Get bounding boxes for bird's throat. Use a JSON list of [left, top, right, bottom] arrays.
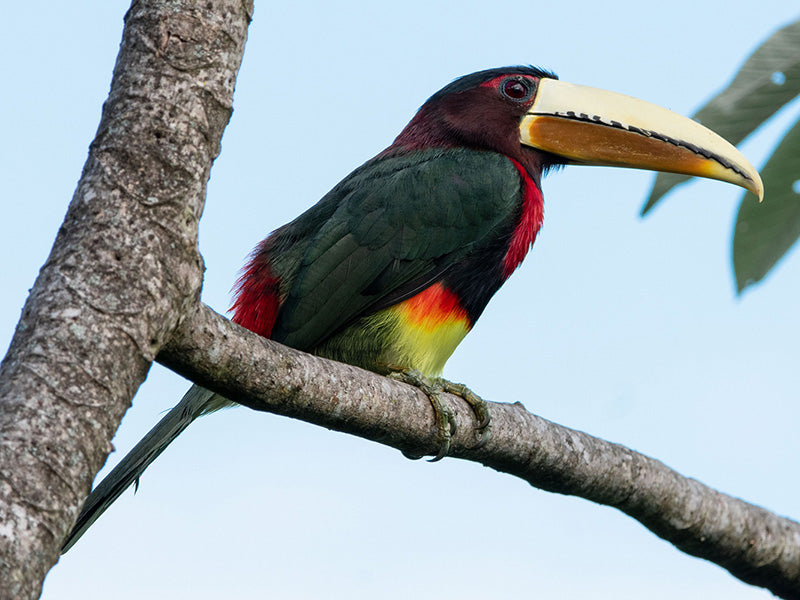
[[502, 157, 544, 279]]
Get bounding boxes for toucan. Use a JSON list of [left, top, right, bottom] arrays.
[[61, 66, 763, 552]]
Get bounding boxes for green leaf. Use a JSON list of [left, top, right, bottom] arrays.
[[642, 18, 800, 215], [734, 116, 800, 292]]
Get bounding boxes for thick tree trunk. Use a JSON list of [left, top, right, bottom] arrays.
[[0, 2, 252, 598]]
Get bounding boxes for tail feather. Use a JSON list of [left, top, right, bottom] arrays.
[[61, 385, 229, 553]]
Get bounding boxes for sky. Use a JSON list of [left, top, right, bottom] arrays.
[[2, 2, 800, 599]]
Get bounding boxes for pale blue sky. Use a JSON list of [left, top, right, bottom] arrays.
[[3, 2, 800, 599]]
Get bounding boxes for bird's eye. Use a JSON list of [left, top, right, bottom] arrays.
[[501, 78, 532, 101]]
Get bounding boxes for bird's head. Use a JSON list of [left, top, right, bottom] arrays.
[[392, 66, 763, 199]]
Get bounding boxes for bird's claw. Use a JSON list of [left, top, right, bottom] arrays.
[[438, 379, 491, 449], [388, 370, 453, 461], [388, 370, 491, 460]]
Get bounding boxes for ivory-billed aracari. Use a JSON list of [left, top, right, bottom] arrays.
[[61, 66, 763, 552]]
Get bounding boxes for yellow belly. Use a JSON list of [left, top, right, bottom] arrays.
[[312, 283, 472, 377], [379, 283, 471, 376]]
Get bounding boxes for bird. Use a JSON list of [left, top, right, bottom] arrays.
[[61, 66, 763, 553]]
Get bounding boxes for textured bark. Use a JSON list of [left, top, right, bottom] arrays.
[[0, 2, 252, 599], [160, 302, 800, 600]]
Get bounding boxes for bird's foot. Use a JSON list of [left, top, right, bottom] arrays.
[[387, 370, 491, 462], [436, 378, 491, 449], [388, 369, 455, 461]]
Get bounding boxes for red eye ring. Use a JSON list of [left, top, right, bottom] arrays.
[[501, 78, 531, 101]]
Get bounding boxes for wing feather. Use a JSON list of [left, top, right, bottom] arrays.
[[270, 148, 523, 349]]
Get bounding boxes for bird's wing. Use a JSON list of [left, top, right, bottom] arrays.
[[270, 147, 524, 350]]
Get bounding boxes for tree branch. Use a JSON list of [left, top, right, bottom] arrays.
[[159, 301, 800, 600], [0, 2, 252, 598]]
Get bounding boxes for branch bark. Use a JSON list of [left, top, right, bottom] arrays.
[[0, 2, 252, 598], [159, 301, 800, 600]]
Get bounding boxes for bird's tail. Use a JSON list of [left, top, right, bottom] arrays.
[[61, 384, 231, 553]]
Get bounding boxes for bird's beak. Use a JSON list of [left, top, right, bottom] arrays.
[[520, 78, 763, 200]]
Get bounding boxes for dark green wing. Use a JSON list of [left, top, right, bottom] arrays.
[[270, 147, 523, 350]]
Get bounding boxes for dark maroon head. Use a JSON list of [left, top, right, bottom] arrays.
[[390, 66, 560, 171]]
